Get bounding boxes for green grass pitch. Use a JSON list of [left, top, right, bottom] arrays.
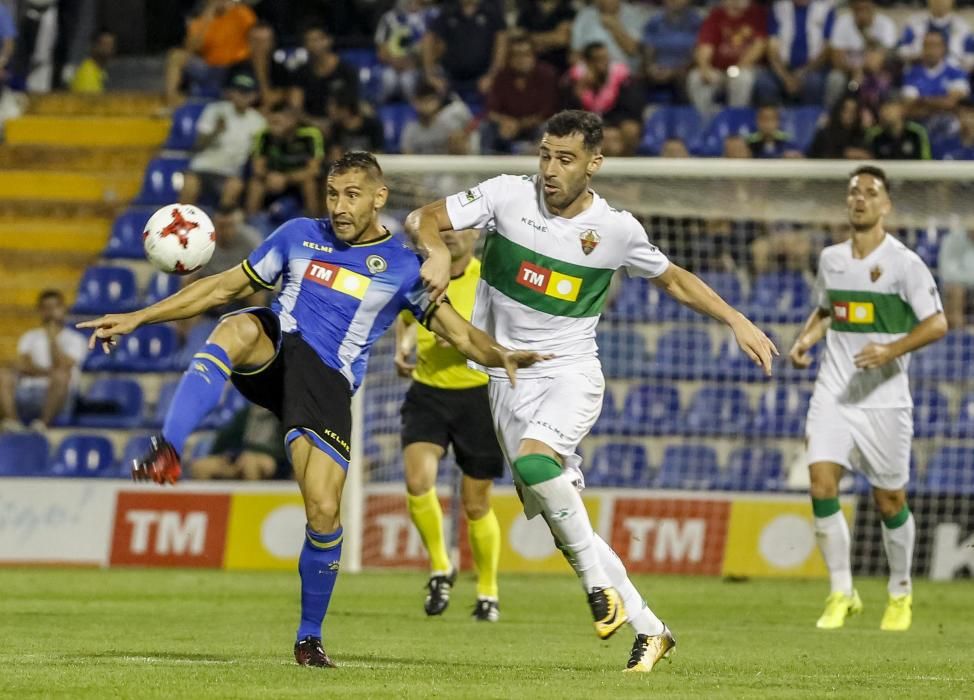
[[1, 568, 970, 699]]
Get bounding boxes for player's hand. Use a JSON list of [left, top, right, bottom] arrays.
[[499, 349, 554, 386], [76, 312, 143, 353], [788, 338, 814, 369], [854, 342, 895, 369], [394, 347, 416, 378], [731, 316, 779, 376], [421, 248, 451, 303]]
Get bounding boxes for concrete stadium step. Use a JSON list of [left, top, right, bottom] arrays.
[[0, 200, 120, 219], [0, 218, 109, 254], [0, 171, 140, 203], [28, 92, 167, 117], [0, 145, 155, 172], [5, 115, 169, 148]]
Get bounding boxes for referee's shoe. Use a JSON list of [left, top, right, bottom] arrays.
[[424, 569, 457, 616]]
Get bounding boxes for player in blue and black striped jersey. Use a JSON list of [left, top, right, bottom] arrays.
[[78, 152, 548, 669]]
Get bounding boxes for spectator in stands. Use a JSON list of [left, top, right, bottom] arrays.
[[69, 29, 116, 94], [723, 135, 752, 158], [566, 42, 643, 156], [825, 0, 897, 108], [941, 98, 974, 159], [326, 94, 385, 162], [661, 138, 690, 157], [902, 31, 970, 120], [191, 405, 288, 480], [751, 221, 813, 274], [0, 2, 14, 88], [165, 0, 257, 107], [246, 102, 324, 215], [898, 0, 974, 73], [402, 80, 476, 154], [746, 104, 802, 157], [857, 39, 896, 118], [288, 26, 360, 134], [231, 22, 291, 109], [642, 0, 701, 104], [375, 0, 435, 102], [687, 0, 768, 116], [570, 0, 644, 72], [755, 0, 834, 106], [0, 290, 86, 432], [806, 94, 871, 158], [482, 34, 559, 154], [866, 95, 932, 159], [517, 0, 575, 75], [938, 222, 974, 328], [180, 72, 267, 209], [423, 0, 507, 102]]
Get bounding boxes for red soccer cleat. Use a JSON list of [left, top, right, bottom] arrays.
[[131, 435, 182, 485], [294, 636, 336, 668]]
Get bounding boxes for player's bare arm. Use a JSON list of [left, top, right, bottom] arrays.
[[652, 263, 779, 375], [789, 307, 831, 369], [393, 314, 417, 378], [404, 198, 453, 302], [854, 311, 948, 369], [426, 303, 552, 385], [75, 265, 260, 352]]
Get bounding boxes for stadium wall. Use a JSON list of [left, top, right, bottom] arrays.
[[1, 480, 970, 580]]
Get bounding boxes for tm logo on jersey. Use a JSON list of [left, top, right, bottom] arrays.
[[304, 260, 370, 299], [832, 301, 874, 324], [516, 261, 582, 302]]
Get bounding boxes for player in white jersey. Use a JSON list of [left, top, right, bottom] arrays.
[[789, 165, 947, 633], [406, 110, 777, 672]]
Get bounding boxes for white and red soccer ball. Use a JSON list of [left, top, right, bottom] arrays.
[[143, 204, 216, 274]]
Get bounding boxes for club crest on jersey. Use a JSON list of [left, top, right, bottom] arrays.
[[366, 254, 387, 274], [870, 265, 883, 282], [579, 229, 600, 255]]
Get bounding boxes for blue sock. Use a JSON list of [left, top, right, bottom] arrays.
[[297, 524, 343, 641], [161, 343, 231, 455]]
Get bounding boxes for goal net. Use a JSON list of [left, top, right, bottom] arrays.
[[344, 157, 974, 586]]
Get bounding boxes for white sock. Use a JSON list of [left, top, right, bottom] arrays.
[[593, 534, 665, 636], [530, 474, 609, 591], [814, 512, 853, 596], [882, 512, 915, 596]]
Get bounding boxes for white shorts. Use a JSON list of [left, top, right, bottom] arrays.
[[488, 363, 604, 518], [805, 391, 913, 490]]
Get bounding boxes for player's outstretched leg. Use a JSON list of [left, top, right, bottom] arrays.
[[875, 488, 915, 631], [133, 313, 275, 483], [514, 448, 626, 640], [810, 462, 862, 629], [462, 475, 500, 622]]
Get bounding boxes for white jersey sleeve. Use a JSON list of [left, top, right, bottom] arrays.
[[901, 253, 942, 322], [813, 252, 830, 311], [622, 215, 670, 278], [444, 175, 514, 231]]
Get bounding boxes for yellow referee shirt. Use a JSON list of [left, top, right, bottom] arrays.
[[403, 257, 487, 389]]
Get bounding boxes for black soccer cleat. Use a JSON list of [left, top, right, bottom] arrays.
[[424, 569, 457, 616], [131, 434, 182, 485], [471, 597, 500, 622], [294, 636, 336, 668]]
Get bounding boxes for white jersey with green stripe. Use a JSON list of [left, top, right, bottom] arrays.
[[445, 174, 670, 378], [813, 234, 942, 408]]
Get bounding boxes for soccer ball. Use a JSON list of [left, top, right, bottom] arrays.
[[143, 203, 216, 274]]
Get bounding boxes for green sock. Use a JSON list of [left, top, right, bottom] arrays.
[[883, 505, 910, 530], [812, 497, 841, 518], [512, 454, 561, 486]]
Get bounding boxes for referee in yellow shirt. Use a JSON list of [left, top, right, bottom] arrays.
[[395, 228, 503, 623]]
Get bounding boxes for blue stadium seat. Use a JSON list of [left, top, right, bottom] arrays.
[[84, 325, 179, 373], [143, 271, 181, 306], [615, 383, 680, 436], [779, 106, 823, 153], [363, 380, 409, 436], [147, 380, 179, 428], [751, 386, 811, 437], [339, 49, 382, 103], [604, 277, 650, 322], [586, 443, 652, 487], [201, 386, 247, 429], [50, 434, 116, 477], [0, 433, 49, 476], [164, 101, 208, 151], [714, 328, 783, 382], [694, 107, 756, 157], [681, 385, 752, 435], [75, 378, 144, 428], [948, 392, 974, 438], [378, 103, 417, 153], [746, 271, 810, 323], [720, 447, 785, 491], [924, 447, 974, 493], [173, 318, 219, 367], [910, 331, 974, 381], [597, 329, 651, 379], [912, 387, 950, 438], [72, 266, 139, 315], [656, 444, 720, 489], [648, 326, 713, 380], [699, 272, 743, 308], [104, 208, 153, 259], [638, 106, 705, 156], [136, 157, 190, 205], [590, 386, 619, 435], [911, 227, 942, 269]]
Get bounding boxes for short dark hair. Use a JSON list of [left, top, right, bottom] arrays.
[[328, 151, 384, 182], [37, 289, 64, 305], [850, 164, 890, 192], [544, 110, 604, 152], [329, 92, 360, 115], [268, 100, 294, 115], [582, 41, 606, 61], [412, 79, 441, 101]]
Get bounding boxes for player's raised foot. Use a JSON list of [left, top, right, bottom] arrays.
[[588, 586, 628, 640], [293, 636, 336, 668], [131, 435, 181, 485], [424, 569, 457, 616], [623, 625, 676, 673], [815, 590, 863, 629], [472, 597, 500, 622], [880, 593, 912, 631]]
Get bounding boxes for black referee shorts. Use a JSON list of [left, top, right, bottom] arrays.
[[401, 381, 504, 481]]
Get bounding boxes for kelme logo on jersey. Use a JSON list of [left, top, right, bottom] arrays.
[[304, 260, 370, 299], [832, 300, 874, 324], [516, 261, 582, 302]]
